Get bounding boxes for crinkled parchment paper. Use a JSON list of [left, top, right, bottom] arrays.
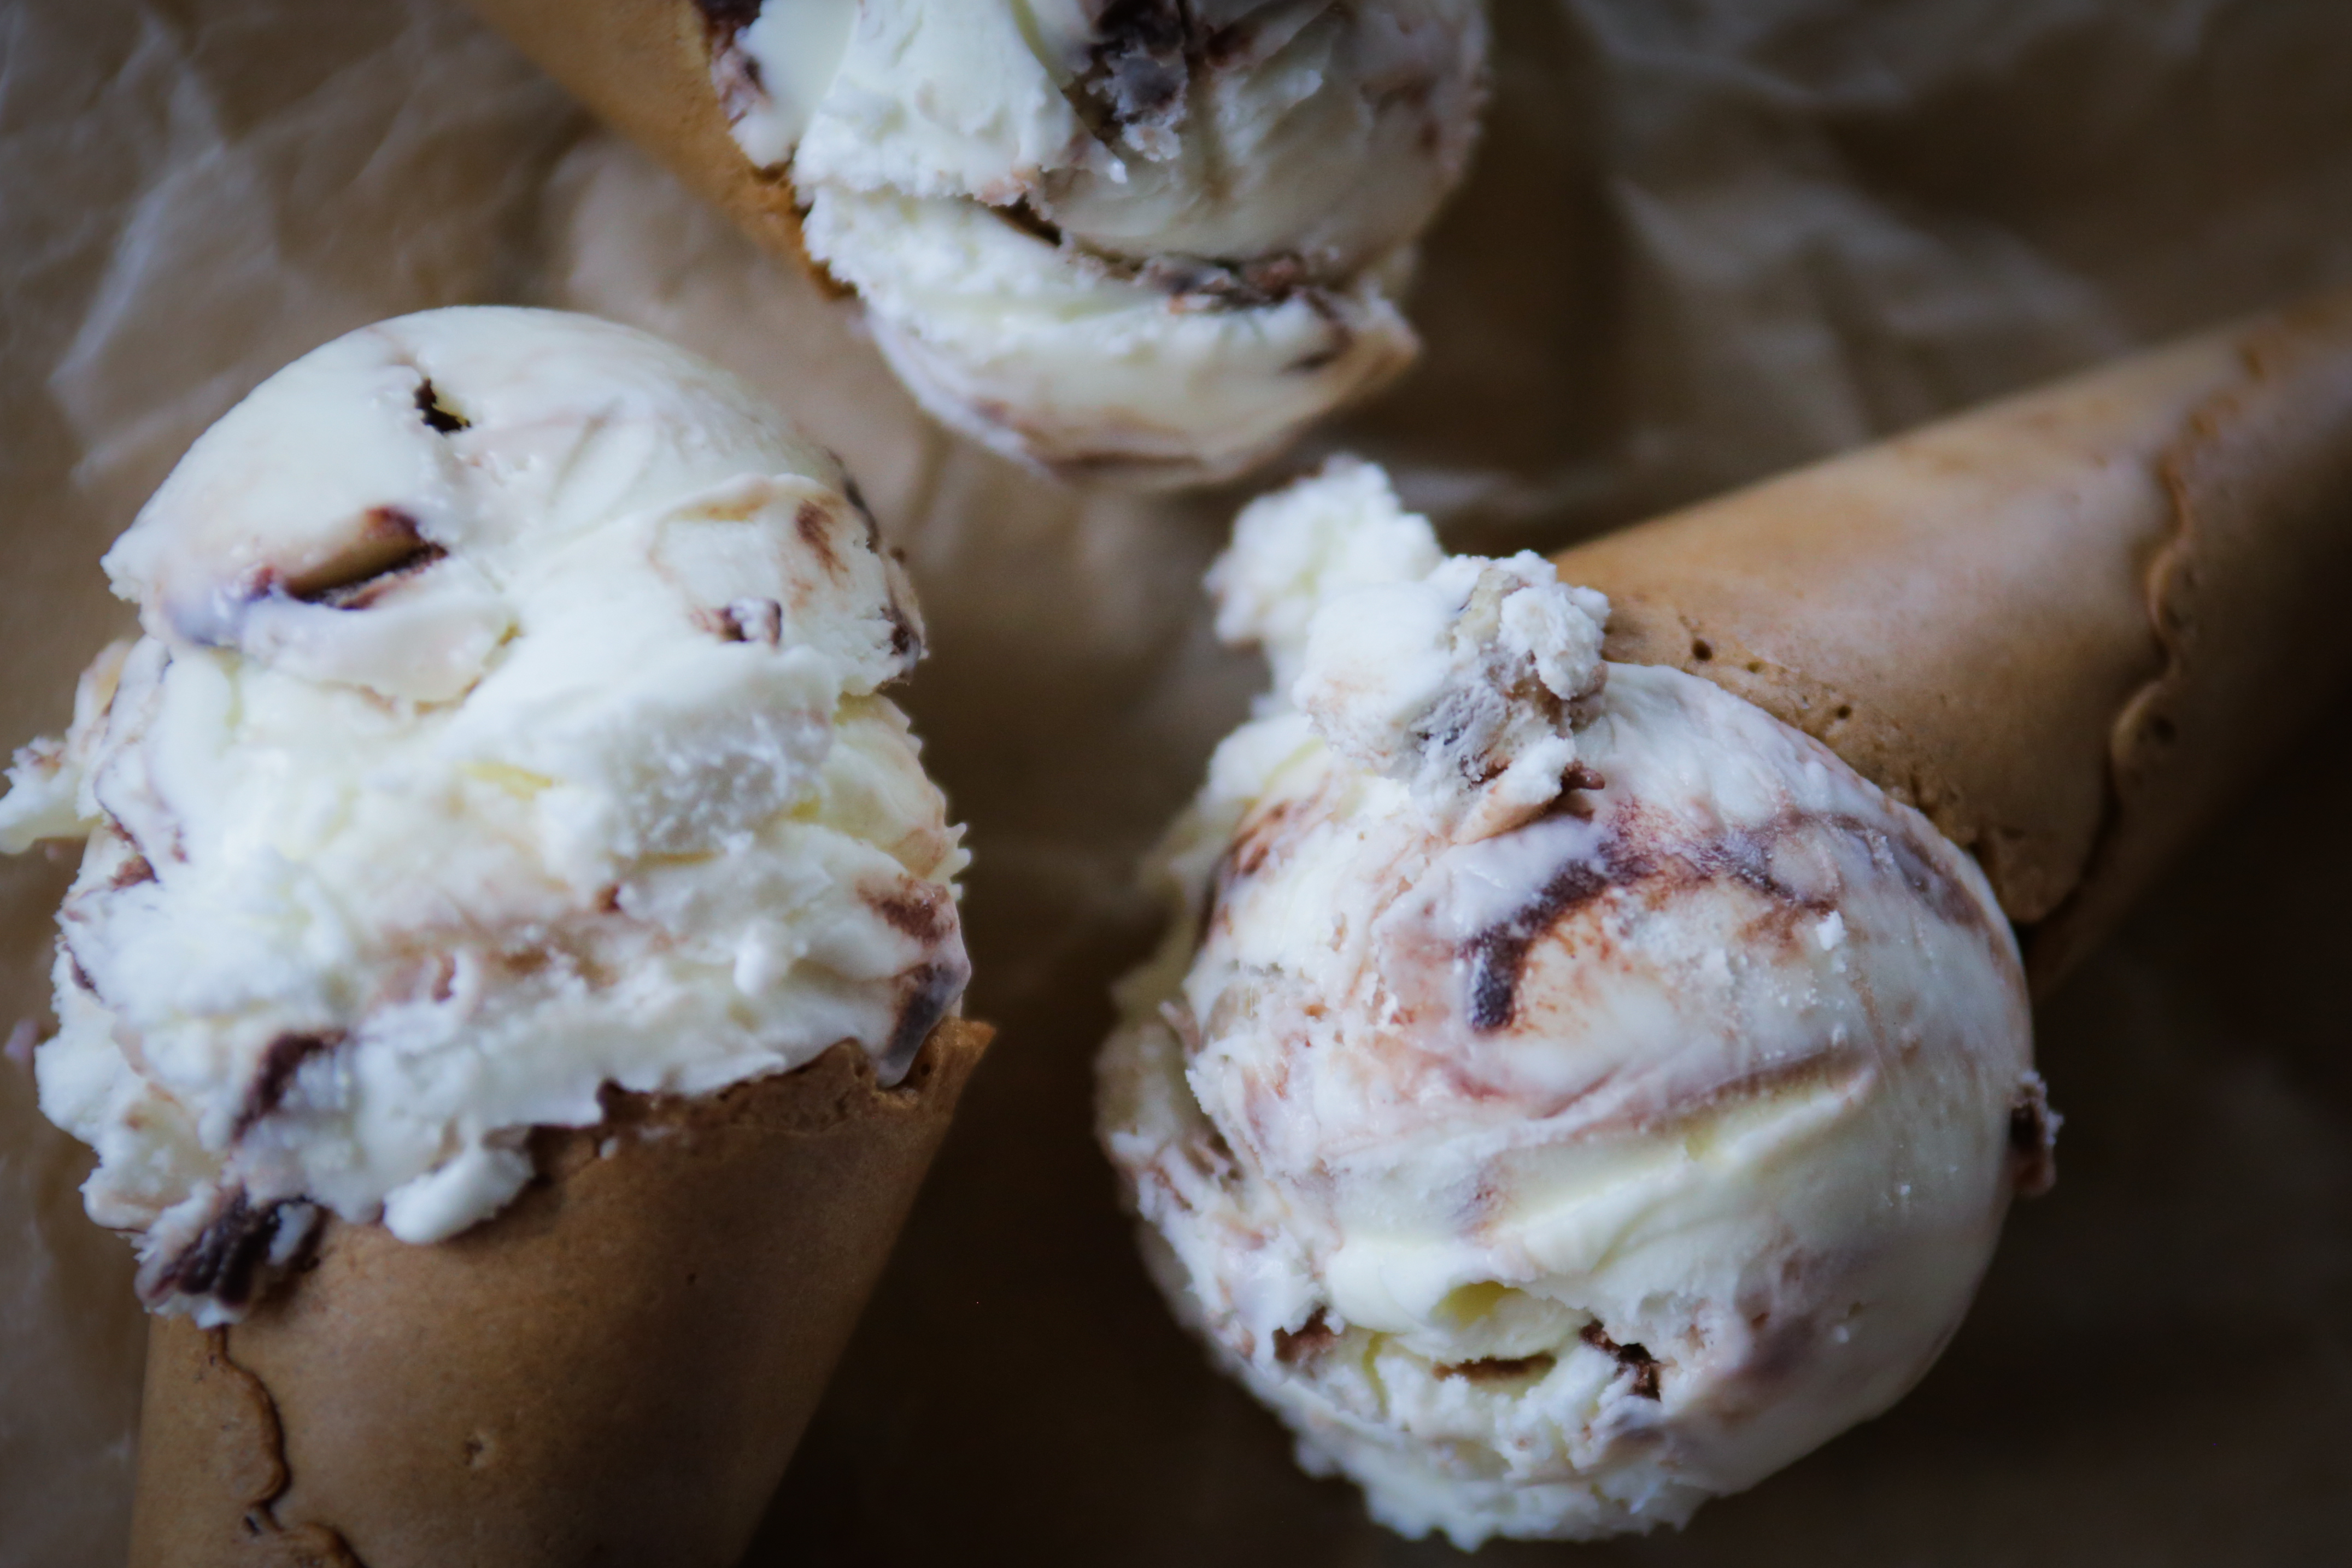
[[5, 1, 2350, 1563]]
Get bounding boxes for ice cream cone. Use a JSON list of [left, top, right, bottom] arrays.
[[464, 0, 827, 286], [1555, 288, 2352, 988], [462, 1, 1490, 488], [126, 1018, 989, 1568]]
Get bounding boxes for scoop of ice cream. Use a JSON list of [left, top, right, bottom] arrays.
[[705, 1, 1488, 485], [1098, 461, 2049, 1546], [0, 307, 969, 1323]]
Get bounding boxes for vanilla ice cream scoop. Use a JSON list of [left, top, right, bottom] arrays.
[[0, 307, 969, 1324], [1098, 461, 2048, 1546], [704, 0, 1488, 484]]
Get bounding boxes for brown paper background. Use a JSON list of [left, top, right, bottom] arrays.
[[3, 1, 2350, 1563]]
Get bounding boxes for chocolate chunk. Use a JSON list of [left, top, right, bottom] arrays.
[[109, 854, 156, 890], [699, 598, 784, 647], [993, 199, 1065, 248], [736, 600, 783, 646], [1274, 1309, 1338, 1365], [1436, 1352, 1560, 1385], [1580, 1320, 1662, 1399], [1083, 0, 1193, 136], [235, 1030, 347, 1138], [283, 508, 448, 609], [151, 1191, 317, 1311], [738, 602, 785, 649], [882, 601, 922, 667], [2007, 1074, 2060, 1198], [413, 378, 470, 433]]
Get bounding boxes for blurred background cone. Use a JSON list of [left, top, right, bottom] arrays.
[[127, 1020, 989, 1568], [1557, 289, 2352, 988], [464, 0, 824, 285]]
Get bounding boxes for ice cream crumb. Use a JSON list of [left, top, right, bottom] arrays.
[[1211, 459, 1609, 840]]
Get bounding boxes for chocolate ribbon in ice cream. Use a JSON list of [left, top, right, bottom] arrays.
[[0, 307, 989, 1565], [462, 0, 1489, 486], [1102, 460, 2038, 1546], [1098, 289, 2352, 1549]]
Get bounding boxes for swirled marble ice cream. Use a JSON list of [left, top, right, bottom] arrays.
[[703, 0, 1488, 484], [1097, 460, 2052, 1546], [0, 307, 969, 1324]]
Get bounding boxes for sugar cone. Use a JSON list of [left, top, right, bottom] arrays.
[[126, 1019, 989, 1568], [464, 0, 828, 286], [1556, 289, 2352, 989]]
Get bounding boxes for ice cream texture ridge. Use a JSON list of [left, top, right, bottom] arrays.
[[703, 0, 1489, 484], [1097, 460, 2052, 1546], [0, 306, 970, 1325]]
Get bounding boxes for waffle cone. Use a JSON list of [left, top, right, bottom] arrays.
[[464, 0, 828, 286], [126, 1019, 990, 1568], [1556, 289, 2352, 988]]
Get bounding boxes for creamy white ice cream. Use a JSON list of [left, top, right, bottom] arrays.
[[0, 307, 969, 1323], [1098, 460, 2052, 1546], [703, 1, 1488, 485]]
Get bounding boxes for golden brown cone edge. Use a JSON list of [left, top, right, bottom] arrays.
[[127, 1018, 991, 1568], [462, 0, 837, 291], [1556, 288, 2352, 991]]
